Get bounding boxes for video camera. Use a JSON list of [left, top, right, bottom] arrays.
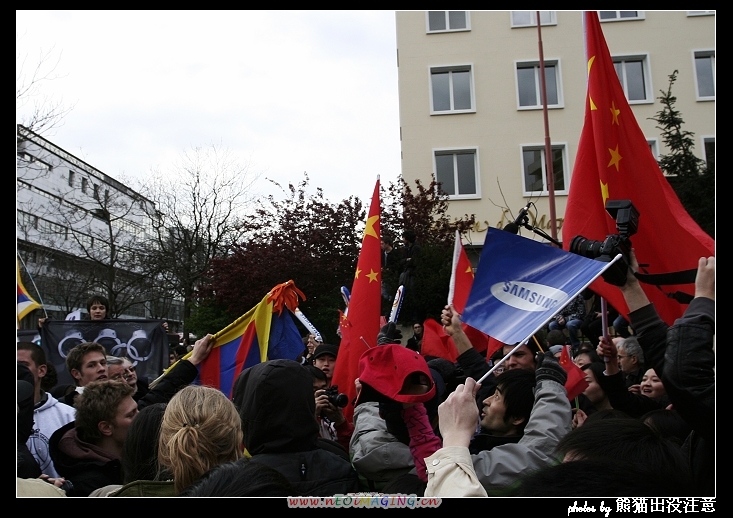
[[569, 199, 639, 286]]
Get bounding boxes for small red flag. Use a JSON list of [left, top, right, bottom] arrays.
[[559, 345, 588, 400]]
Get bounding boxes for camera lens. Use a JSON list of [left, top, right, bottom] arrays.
[[569, 235, 604, 259]]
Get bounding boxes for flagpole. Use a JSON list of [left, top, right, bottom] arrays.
[[17, 253, 48, 318], [537, 11, 559, 245]]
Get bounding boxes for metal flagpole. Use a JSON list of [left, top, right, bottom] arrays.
[[537, 11, 559, 246]]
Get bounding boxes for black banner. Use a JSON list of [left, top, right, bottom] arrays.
[[39, 319, 168, 387]]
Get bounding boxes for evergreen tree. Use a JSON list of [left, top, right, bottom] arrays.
[[650, 71, 715, 238]]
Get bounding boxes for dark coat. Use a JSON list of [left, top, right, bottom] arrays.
[[232, 359, 360, 496], [629, 297, 715, 495], [49, 421, 123, 497]]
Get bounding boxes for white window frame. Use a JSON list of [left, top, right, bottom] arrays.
[[687, 11, 715, 16], [520, 143, 569, 196], [692, 50, 715, 101], [515, 59, 563, 110], [510, 11, 556, 28], [647, 139, 659, 161], [701, 135, 715, 171], [598, 11, 645, 22], [429, 64, 476, 115], [612, 54, 653, 104], [426, 11, 470, 33], [433, 147, 481, 200]]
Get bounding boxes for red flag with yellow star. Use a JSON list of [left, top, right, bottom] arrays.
[[332, 178, 381, 422], [559, 344, 588, 401], [449, 230, 474, 314], [562, 11, 714, 326], [448, 231, 489, 353]]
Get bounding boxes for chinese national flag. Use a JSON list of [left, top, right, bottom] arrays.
[[449, 230, 475, 314], [332, 178, 382, 423], [561, 12, 714, 326], [559, 345, 588, 401], [448, 231, 490, 354]]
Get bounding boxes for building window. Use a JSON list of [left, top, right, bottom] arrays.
[[17, 152, 51, 171], [647, 139, 659, 160], [511, 11, 556, 27], [693, 50, 715, 100], [434, 148, 479, 198], [613, 55, 651, 103], [521, 144, 567, 195], [515, 60, 562, 109], [687, 11, 715, 16], [93, 184, 100, 200], [598, 11, 644, 21], [427, 11, 469, 33], [81, 177, 88, 194], [702, 136, 715, 172], [430, 65, 475, 114], [68, 171, 75, 187]]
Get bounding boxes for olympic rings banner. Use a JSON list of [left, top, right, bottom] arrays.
[[39, 319, 168, 387]]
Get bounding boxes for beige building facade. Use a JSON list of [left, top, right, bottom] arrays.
[[396, 10, 715, 247]]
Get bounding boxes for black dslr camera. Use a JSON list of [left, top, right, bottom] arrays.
[[325, 385, 349, 408], [569, 200, 639, 287]]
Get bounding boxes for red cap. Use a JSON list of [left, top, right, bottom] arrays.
[[357, 344, 436, 404]]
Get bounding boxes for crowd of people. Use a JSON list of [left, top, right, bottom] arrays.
[[17, 249, 714, 498]]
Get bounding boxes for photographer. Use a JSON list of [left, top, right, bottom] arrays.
[[307, 365, 354, 453]]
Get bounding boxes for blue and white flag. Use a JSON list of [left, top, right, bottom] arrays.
[[462, 228, 619, 346]]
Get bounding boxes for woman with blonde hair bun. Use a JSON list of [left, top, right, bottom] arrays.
[[158, 385, 243, 494]]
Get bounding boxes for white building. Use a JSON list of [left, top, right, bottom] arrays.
[[396, 10, 715, 247], [16, 124, 183, 327]]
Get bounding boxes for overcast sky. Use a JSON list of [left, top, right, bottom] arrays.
[[16, 10, 401, 204]]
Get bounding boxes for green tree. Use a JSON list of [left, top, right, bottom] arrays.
[[382, 177, 476, 324], [202, 174, 364, 343], [650, 71, 715, 238]]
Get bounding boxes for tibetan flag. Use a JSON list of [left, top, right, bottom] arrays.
[[17, 259, 41, 323], [332, 178, 382, 423], [559, 344, 588, 400], [462, 228, 612, 347], [562, 11, 715, 326], [196, 282, 304, 398]]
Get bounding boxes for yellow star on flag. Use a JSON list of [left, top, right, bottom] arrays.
[[607, 145, 622, 172], [609, 101, 620, 125], [600, 180, 609, 206], [366, 269, 379, 283], [364, 215, 379, 240]]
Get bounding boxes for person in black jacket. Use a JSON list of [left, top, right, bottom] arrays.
[[612, 251, 715, 495], [232, 359, 360, 496]]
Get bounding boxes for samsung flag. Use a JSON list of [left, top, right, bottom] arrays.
[[462, 228, 618, 346]]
